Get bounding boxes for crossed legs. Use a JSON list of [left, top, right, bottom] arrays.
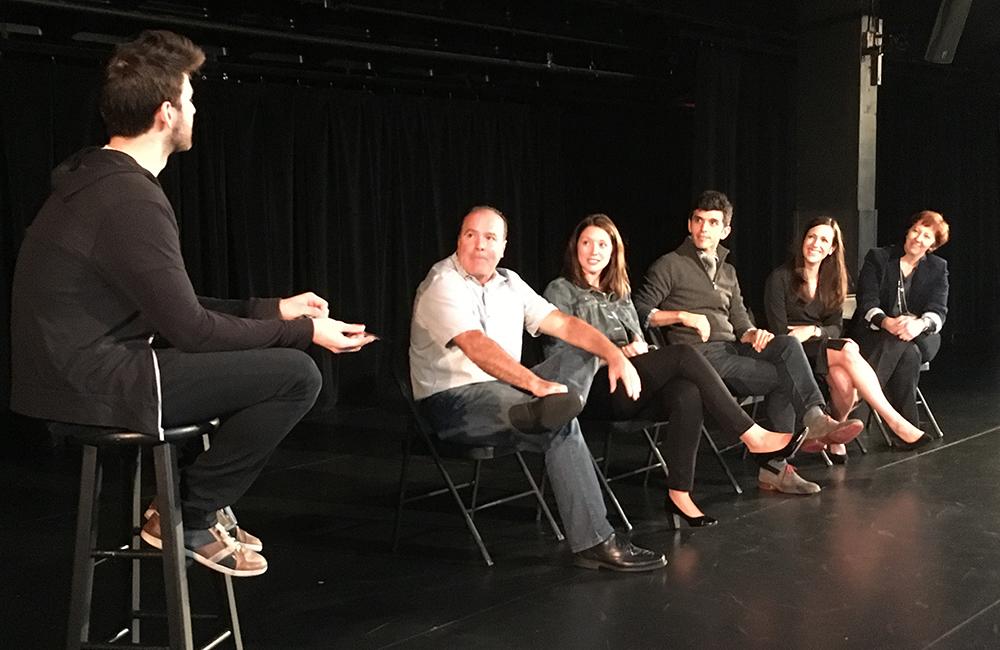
[[824, 340, 924, 444]]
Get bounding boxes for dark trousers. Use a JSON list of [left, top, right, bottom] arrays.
[[584, 344, 754, 491], [156, 348, 322, 529], [695, 335, 826, 438], [861, 331, 941, 424]]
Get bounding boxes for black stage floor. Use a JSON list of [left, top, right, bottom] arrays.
[[3, 342, 999, 649]]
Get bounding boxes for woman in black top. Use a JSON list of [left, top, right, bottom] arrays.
[[545, 214, 800, 526], [854, 211, 950, 435], [765, 217, 927, 460]]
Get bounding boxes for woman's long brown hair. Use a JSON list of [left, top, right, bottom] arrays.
[[789, 217, 848, 311], [561, 213, 631, 298]]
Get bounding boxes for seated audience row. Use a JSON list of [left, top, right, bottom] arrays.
[[410, 195, 949, 572]]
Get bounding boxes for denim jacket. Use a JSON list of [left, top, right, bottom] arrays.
[[542, 277, 645, 357]]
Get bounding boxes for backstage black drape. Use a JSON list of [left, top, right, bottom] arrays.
[[691, 45, 796, 320], [876, 68, 1000, 342], [1, 58, 564, 415], [2, 44, 797, 417]]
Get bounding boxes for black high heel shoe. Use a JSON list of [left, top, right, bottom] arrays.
[[759, 428, 808, 461], [665, 497, 718, 528], [893, 432, 932, 452], [827, 451, 848, 465]]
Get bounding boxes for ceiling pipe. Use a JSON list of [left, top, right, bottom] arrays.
[[8, 0, 646, 81]]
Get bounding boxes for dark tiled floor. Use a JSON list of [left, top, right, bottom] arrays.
[[3, 342, 999, 649]]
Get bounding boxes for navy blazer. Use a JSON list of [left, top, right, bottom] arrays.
[[854, 244, 949, 334]]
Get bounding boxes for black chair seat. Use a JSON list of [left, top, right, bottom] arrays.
[[50, 420, 220, 446], [589, 419, 659, 435]]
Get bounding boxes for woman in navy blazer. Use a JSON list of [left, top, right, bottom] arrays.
[[855, 211, 950, 440]]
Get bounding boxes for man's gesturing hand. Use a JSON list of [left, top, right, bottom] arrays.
[[312, 318, 376, 353], [280, 292, 329, 320]]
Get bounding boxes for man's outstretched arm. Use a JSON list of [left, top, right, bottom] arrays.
[[451, 330, 567, 397]]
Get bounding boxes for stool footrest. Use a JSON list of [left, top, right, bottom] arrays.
[[80, 642, 170, 650], [93, 549, 162, 560], [133, 608, 221, 622]]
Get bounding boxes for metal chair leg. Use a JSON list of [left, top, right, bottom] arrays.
[[641, 426, 670, 486], [701, 426, 743, 495], [916, 386, 945, 438], [468, 460, 482, 521], [514, 452, 563, 541], [589, 453, 631, 531], [391, 435, 414, 553], [426, 444, 494, 567], [869, 409, 894, 448], [853, 435, 868, 454]]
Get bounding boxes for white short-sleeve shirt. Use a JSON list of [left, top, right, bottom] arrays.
[[409, 253, 557, 400]]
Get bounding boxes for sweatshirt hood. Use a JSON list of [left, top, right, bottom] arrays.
[[51, 146, 159, 200]]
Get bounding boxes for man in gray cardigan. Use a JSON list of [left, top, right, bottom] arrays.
[[633, 191, 863, 494]]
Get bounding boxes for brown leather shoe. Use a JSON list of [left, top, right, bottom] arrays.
[[573, 532, 667, 572], [144, 503, 262, 552], [141, 519, 267, 577]]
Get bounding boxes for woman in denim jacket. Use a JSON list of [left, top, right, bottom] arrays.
[[544, 214, 798, 526]]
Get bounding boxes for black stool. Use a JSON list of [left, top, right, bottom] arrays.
[[56, 419, 243, 650]]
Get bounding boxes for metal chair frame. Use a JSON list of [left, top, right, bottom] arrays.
[[867, 362, 944, 447], [391, 366, 563, 567]]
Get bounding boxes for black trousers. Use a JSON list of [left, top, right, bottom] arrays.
[[584, 344, 753, 492], [860, 330, 941, 425], [156, 348, 322, 529]]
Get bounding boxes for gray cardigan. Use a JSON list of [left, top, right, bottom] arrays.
[[632, 237, 754, 345]]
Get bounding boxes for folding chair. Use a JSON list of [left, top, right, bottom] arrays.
[[867, 361, 944, 447], [390, 362, 563, 567], [574, 418, 670, 531]]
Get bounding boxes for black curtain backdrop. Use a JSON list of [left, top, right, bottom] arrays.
[[691, 45, 796, 321], [1, 44, 795, 418], [876, 66, 1000, 344]]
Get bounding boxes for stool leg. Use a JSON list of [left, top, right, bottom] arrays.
[[67, 445, 102, 650], [130, 448, 142, 644], [222, 575, 244, 650], [153, 443, 194, 650]]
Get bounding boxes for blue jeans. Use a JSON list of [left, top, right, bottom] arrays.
[[421, 346, 613, 553], [696, 335, 826, 437]]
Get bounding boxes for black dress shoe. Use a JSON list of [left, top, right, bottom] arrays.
[[759, 428, 808, 461], [508, 392, 583, 434], [664, 497, 718, 528], [827, 451, 849, 465], [893, 432, 932, 452], [573, 531, 667, 572]]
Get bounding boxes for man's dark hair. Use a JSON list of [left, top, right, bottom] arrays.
[[100, 30, 205, 137], [691, 190, 734, 226], [460, 205, 509, 239]]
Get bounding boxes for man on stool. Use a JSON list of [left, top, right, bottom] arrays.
[[10, 31, 375, 576]]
